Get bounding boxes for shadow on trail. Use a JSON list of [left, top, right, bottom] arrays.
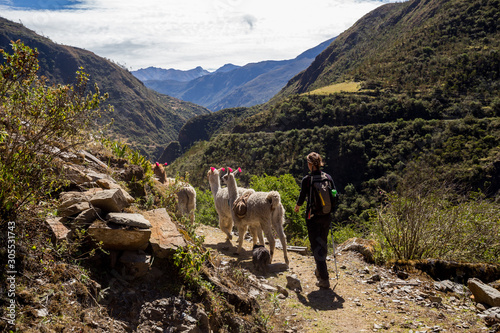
[[296, 288, 345, 311], [204, 240, 289, 275]]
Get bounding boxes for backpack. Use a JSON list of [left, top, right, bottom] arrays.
[[309, 172, 338, 216]]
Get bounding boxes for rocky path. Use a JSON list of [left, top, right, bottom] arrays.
[[197, 224, 492, 333]]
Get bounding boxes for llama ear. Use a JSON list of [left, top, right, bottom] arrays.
[[155, 162, 160, 167], [228, 167, 233, 173], [220, 167, 225, 172], [210, 167, 215, 171], [238, 167, 242, 173]]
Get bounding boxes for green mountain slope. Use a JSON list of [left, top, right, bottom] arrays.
[[279, 0, 499, 97], [236, 0, 500, 133], [0, 17, 210, 158], [168, 0, 500, 225]]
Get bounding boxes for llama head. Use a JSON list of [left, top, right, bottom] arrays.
[[153, 162, 164, 172], [222, 166, 241, 185], [153, 162, 166, 182], [207, 167, 218, 179]]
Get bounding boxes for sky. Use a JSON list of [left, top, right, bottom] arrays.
[[0, 0, 404, 71]]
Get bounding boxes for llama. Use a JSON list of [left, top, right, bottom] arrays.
[[207, 167, 264, 245], [153, 162, 196, 223], [223, 167, 289, 266]]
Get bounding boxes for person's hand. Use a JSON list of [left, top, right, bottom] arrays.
[[294, 205, 300, 213]]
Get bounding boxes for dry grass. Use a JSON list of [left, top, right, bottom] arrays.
[[304, 81, 361, 95]]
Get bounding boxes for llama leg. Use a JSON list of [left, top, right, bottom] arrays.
[[276, 228, 289, 266], [249, 226, 263, 246], [267, 234, 275, 264], [257, 228, 265, 246], [273, 205, 289, 266], [220, 215, 233, 241], [235, 224, 248, 255], [262, 224, 275, 263]]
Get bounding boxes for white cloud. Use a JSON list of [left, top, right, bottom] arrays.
[[0, 0, 405, 71]]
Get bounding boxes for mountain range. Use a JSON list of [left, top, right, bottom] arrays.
[[132, 38, 335, 111], [0, 16, 209, 158]]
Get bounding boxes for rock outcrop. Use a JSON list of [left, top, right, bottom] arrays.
[[47, 150, 187, 261]]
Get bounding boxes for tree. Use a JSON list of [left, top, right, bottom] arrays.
[[0, 40, 111, 220]]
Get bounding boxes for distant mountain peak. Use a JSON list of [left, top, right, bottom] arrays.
[[214, 64, 241, 74], [132, 66, 210, 82]]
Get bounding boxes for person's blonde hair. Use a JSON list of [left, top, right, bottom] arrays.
[[307, 152, 324, 168]]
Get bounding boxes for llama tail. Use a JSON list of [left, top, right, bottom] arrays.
[[271, 200, 284, 224], [185, 186, 197, 212], [266, 191, 281, 210]]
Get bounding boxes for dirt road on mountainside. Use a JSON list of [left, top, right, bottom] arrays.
[[196, 224, 489, 333]]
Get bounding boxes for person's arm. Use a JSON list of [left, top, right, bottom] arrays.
[[294, 176, 308, 212]]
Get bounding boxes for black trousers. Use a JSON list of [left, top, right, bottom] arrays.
[[306, 213, 331, 281]]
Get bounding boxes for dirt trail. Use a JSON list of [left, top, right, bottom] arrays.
[[197, 224, 487, 333]]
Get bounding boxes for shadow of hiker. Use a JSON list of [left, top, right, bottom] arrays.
[[296, 288, 345, 311]]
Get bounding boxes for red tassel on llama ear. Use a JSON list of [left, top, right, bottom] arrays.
[[228, 167, 233, 173], [238, 167, 242, 173], [210, 167, 215, 171], [155, 162, 160, 167], [164, 162, 168, 166], [221, 167, 225, 171]]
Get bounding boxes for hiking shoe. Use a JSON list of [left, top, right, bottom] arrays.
[[316, 279, 330, 289]]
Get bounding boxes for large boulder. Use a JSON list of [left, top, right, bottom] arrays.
[[59, 191, 91, 208], [468, 278, 500, 307], [142, 208, 186, 258], [58, 202, 90, 218], [106, 212, 152, 229], [90, 188, 130, 213], [88, 220, 150, 251]]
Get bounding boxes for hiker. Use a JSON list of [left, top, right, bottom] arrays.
[[294, 152, 336, 289]]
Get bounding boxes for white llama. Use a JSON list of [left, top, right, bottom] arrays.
[[153, 162, 196, 223], [223, 168, 289, 266], [207, 167, 264, 245]]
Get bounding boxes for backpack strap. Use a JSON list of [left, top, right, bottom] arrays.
[[307, 174, 313, 220]]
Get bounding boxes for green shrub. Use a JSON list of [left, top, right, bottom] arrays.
[[372, 161, 500, 263], [195, 188, 219, 227], [0, 40, 111, 220], [249, 173, 307, 242], [329, 223, 363, 245]]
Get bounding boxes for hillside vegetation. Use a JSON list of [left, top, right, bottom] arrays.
[[0, 17, 209, 158], [168, 0, 500, 242]]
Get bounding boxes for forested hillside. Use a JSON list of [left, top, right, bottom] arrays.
[[168, 0, 500, 226], [0, 17, 209, 158]]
